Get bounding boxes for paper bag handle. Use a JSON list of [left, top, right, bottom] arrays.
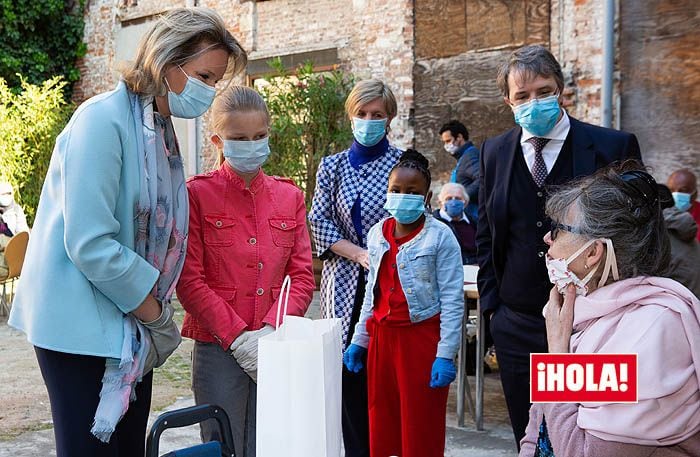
[[275, 275, 292, 329], [325, 271, 337, 319]]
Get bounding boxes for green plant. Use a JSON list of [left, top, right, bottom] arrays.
[[0, 0, 86, 98], [258, 59, 354, 208], [0, 76, 74, 225]]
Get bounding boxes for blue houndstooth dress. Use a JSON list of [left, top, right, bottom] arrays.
[[308, 145, 402, 346]]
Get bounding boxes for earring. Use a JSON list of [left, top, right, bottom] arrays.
[[584, 264, 589, 269]]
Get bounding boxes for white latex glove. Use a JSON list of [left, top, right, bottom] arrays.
[[230, 325, 274, 382]]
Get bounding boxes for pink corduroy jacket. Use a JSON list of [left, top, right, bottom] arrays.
[[176, 164, 315, 350], [520, 276, 700, 456]]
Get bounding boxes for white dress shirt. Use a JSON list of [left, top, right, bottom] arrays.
[[520, 110, 571, 173]]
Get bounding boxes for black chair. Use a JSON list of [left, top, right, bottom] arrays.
[[146, 404, 236, 457]]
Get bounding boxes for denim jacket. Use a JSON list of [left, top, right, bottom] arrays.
[[351, 214, 464, 359]]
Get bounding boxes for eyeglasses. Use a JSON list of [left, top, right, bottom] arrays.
[[550, 221, 582, 241]]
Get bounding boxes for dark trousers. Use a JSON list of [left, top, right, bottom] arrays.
[[342, 273, 370, 457], [35, 346, 153, 457], [488, 305, 548, 448]]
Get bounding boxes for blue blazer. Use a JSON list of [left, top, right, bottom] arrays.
[[9, 82, 160, 358], [476, 117, 642, 316]]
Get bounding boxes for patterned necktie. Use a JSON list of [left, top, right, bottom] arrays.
[[527, 136, 551, 187]]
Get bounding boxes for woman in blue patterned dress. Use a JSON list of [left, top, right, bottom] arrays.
[[308, 79, 402, 457]]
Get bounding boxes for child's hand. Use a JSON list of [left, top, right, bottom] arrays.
[[343, 344, 367, 373], [429, 357, 457, 388]]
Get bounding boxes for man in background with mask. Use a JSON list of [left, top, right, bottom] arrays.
[[667, 169, 700, 241], [439, 120, 480, 221], [476, 45, 641, 447], [0, 181, 30, 279]]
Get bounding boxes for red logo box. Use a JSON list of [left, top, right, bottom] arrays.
[[530, 353, 637, 403]]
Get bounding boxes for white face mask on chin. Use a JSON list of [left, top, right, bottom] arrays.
[[545, 238, 619, 296]]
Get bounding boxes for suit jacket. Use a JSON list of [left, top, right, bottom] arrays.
[[476, 117, 642, 316]]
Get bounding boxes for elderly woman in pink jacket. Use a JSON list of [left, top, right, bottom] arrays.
[[520, 164, 700, 457]]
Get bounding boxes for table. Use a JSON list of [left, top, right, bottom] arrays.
[[457, 266, 484, 430]]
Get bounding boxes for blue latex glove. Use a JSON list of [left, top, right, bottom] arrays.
[[343, 344, 367, 373], [430, 357, 457, 388]]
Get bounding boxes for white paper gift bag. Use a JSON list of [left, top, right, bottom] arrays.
[[256, 275, 343, 457]]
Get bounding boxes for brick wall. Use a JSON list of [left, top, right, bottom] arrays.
[[73, 0, 699, 182], [551, 0, 700, 181], [413, 0, 550, 189], [618, 0, 700, 181], [74, 0, 415, 173], [550, 0, 609, 124]]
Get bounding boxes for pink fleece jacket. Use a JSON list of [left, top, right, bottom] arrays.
[[520, 276, 700, 456]]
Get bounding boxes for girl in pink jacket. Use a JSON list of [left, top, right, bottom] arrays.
[[176, 86, 315, 457]]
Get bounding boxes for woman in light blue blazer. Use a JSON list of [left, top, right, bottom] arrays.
[[8, 8, 246, 456]]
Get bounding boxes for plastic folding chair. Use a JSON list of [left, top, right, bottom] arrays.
[[0, 231, 29, 316], [146, 404, 236, 457]]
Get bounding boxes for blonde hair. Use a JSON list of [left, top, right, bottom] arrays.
[[344, 79, 397, 119], [438, 182, 469, 204], [120, 7, 247, 97], [211, 85, 270, 165]]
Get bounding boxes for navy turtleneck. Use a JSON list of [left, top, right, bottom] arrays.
[[348, 136, 389, 170], [347, 136, 390, 243]]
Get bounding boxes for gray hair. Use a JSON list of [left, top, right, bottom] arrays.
[[344, 79, 398, 119], [120, 7, 247, 97], [545, 165, 671, 281], [438, 182, 469, 204], [496, 45, 564, 98]]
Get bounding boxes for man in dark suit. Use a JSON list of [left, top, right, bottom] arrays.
[[476, 45, 641, 447]]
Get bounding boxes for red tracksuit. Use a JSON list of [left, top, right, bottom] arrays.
[[366, 218, 448, 457]]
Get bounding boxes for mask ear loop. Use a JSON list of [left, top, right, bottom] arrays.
[[597, 238, 619, 288], [564, 238, 599, 288]]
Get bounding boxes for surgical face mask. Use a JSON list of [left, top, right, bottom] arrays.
[[384, 193, 426, 224], [444, 199, 465, 218], [444, 142, 459, 156], [545, 237, 619, 296], [0, 195, 12, 207], [512, 94, 561, 137], [352, 118, 387, 147], [166, 66, 217, 119], [222, 136, 271, 173], [672, 192, 692, 212]]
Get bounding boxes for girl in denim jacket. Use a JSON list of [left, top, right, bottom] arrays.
[[343, 150, 465, 457]]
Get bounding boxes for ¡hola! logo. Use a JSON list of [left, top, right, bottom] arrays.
[[530, 353, 638, 403]]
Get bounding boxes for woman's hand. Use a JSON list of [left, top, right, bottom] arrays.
[[544, 284, 576, 353], [352, 249, 370, 269], [330, 240, 370, 269], [132, 294, 162, 323]]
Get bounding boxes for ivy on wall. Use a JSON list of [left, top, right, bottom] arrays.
[[0, 0, 86, 97]]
